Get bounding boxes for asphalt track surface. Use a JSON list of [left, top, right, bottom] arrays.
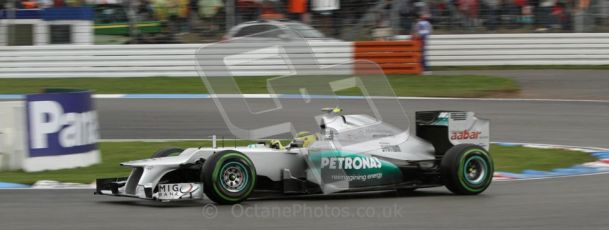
[[1, 174, 609, 230], [3, 71, 609, 229], [97, 98, 609, 148]]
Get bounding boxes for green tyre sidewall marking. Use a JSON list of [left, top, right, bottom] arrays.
[[210, 152, 256, 202], [457, 148, 493, 193], [211, 153, 256, 202], [462, 156, 488, 185]]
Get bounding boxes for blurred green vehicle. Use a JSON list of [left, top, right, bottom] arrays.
[[94, 4, 161, 36]]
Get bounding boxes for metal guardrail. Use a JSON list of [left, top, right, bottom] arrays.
[[0, 33, 608, 78], [0, 42, 353, 77], [428, 33, 609, 66]]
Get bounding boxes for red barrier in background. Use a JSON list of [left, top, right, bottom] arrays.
[[353, 41, 422, 75]]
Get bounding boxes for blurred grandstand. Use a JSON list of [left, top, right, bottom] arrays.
[[1, 0, 609, 44]]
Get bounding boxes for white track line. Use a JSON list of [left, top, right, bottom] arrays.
[[89, 94, 609, 103], [495, 171, 609, 182]]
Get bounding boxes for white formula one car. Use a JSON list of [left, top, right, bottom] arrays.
[[96, 109, 493, 204]]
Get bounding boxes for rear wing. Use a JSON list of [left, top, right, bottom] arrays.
[[415, 111, 490, 156]]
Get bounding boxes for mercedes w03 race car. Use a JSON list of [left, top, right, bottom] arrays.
[[95, 109, 493, 204]]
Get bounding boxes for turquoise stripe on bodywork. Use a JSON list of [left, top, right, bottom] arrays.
[[308, 150, 403, 188]]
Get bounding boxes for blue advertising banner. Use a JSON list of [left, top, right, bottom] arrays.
[[0, 7, 93, 20], [25, 91, 99, 158]]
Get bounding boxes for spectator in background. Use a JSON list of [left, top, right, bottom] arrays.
[[176, 0, 190, 33], [159, 0, 190, 34], [397, 0, 415, 34], [151, 0, 168, 20], [483, 0, 501, 31], [37, 0, 53, 8], [21, 0, 38, 8], [413, 0, 430, 17], [529, 0, 541, 29], [443, 0, 462, 30], [166, 0, 180, 33], [412, 13, 432, 75], [512, 0, 533, 26], [260, 0, 283, 19], [514, 0, 527, 13], [53, 0, 64, 7], [198, 0, 223, 33], [373, 0, 394, 40], [551, 2, 570, 30], [64, 0, 82, 6], [536, 0, 555, 31], [427, 0, 444, 22], [521, 2, 534, 25], [188, 0, 199, 31], [458, 0, 479, 29], [198, 0, 223, 19], [288, 0, 307, 21], [236, 0, 260, 24], [138, 0, 155, 21]]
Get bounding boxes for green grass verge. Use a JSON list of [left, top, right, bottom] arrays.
[[0, 141, 596, 184], [0, 75, 519, 98], [492, 144, 597, 172], [0, 141, 255, 185]]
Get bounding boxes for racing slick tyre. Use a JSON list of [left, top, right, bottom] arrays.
[[151, 147, 184, 158], [201, 150, 257, 204], [440, 144, 493, 195]]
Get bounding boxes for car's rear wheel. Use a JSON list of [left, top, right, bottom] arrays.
[[440, 144, 493, 195], [151, 147, 184, 158], [201, 150, 257, 204]]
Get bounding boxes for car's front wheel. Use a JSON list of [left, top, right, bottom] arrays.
[[440, 144, 493, 195], [201, 150, 257, 204]]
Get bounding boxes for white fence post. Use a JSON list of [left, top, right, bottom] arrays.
[[0, 101, 27, 171]]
